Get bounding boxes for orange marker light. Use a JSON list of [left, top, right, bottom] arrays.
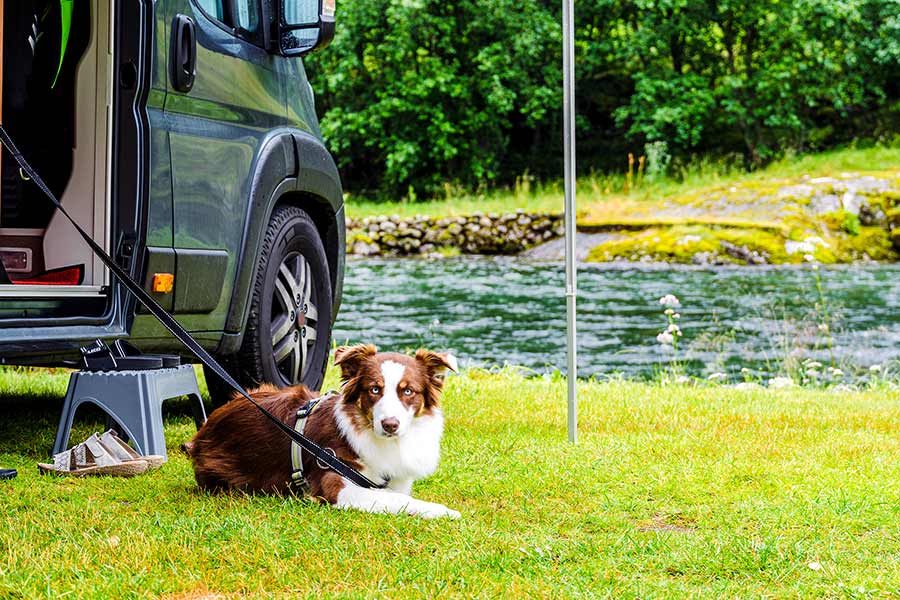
[[152, 273, 175, 294]]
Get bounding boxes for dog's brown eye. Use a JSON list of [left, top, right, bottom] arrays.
[[370, 386, 381, 395], [403, 388, 414, 396]]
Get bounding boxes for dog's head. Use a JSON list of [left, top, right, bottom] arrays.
[[333, 344, 458, 439]]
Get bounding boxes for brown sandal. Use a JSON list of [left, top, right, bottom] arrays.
[[99, 430, 165, 469], [38, 433, 150, 477]]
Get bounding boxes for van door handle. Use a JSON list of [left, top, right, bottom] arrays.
[[171, 14, 197, 92]]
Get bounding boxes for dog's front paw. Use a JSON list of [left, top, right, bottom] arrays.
[[443, 507, 462, 519], [414, 501, 461, 519]]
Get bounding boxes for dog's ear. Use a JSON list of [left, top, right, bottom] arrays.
[[415, 349, 458, 375], [333, 344, 377, 381], [415, 349, 458, 408]]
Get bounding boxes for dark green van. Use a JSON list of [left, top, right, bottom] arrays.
[[0, 0, 343, 399]]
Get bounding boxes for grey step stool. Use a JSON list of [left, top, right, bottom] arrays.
[[52, 365, 207, 461]]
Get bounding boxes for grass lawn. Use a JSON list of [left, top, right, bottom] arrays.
[[2, 365, 900, 598], [344, 145, 900, 219]]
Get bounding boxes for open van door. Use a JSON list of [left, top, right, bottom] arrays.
[[0, 0, 152, 356]]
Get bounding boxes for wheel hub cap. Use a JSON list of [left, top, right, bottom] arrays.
[[270, 252, 318, 384]]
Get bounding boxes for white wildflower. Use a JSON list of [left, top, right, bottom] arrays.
[[808, 561, 822, 571], [672, 313, 681, 319], [818, 323, 829, 332], [740, 367, 751, 374], [827, 367, 844, 377], [659, 294, 681, 308], [869, 364, 882, 373], [664, 308, 674, 316], [666, 323, 682, 335], [708, 372, 727, 382], [804, 253, 816, 263], [657, 331, 674, 345], [768, 376, 795, 389], [804, 361, 823, 369]]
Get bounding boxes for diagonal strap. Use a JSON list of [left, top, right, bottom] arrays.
[[0, 124, 383, 490]]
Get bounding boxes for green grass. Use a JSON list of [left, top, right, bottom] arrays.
[[344, 145, 900, 219], [2, 366, 900, 597]]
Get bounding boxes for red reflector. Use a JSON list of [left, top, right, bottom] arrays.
[[11, 265, 85, 286]]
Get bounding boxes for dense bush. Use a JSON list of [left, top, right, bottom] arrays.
[[305, 0, 900, 199]]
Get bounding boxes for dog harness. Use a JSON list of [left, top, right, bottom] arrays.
[[290, 390, 391, 493], [290, 391, 339, 492]]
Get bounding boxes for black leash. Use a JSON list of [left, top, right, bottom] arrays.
[[0, 125, 383, 490]]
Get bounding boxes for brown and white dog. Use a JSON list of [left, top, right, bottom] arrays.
[[184, 344, 460, 519]]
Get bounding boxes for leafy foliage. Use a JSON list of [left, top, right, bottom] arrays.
[[305, 0, 900, 198]]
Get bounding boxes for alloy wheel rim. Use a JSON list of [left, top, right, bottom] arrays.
[[270, 252, 319, 384]]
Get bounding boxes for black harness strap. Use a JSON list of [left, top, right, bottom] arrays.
[[0, 124, 383, 490]]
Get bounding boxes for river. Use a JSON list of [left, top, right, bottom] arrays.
[[334, 258, 900, 380]]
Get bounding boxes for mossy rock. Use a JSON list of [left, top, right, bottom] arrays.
[[836, 226, 897, 261], [348, 231, 375, 245], [585, 225, 806, 265], [886, 207, 900, 226], [882, 190, 900, 205]]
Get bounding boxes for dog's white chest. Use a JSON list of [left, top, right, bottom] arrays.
[[339, 406, 444, 484]]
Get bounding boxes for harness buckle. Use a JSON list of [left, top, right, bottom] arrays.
[[296, 397, 319, 420]]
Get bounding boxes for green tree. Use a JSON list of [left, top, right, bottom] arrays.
[[306, 0, 560, 199], [612, 0, 900, 166]]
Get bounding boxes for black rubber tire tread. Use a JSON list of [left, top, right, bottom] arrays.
[[205, 205, 333, 408]]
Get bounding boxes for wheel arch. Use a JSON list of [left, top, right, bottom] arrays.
[[220, 129, 345, 354]]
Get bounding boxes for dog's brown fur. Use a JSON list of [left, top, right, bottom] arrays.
[[184, 384, 363, 499], [184, 345, 453, 504]]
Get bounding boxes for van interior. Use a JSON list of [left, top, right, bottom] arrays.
[[0, 0, 112, 303]]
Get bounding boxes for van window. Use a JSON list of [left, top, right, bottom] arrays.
[[195, 0, 226, 22], [193, 0, 260, 43], [234, 0, 259, 34]]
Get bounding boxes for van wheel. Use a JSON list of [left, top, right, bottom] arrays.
[[210, 206, 332, 405]]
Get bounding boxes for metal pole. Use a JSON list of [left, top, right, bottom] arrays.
[[563, 0, 577, 443]]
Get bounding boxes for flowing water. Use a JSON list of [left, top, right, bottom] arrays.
[[334, 258, 900, 379]]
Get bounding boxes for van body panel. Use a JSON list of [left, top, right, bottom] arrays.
[[162, 0, 286, 334]]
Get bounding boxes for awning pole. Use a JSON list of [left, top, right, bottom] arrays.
[[563, 0, 577, 443]]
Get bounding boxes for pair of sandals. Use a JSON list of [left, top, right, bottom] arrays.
[[38, 430, 164, 477]]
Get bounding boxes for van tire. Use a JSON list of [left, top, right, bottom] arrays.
[[207, 206, 333, 407]]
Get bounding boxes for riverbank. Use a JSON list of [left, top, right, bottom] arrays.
[[2, 366, 899, 597], [348, 212, 564, 256], [345, 146, 900, 264]]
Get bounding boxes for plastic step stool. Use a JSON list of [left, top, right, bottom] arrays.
[[52, 364, 207, 462]]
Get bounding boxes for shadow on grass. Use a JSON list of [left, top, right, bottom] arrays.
[[0, 374, 210, 459]]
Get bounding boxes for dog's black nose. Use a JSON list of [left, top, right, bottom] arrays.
[[381, 417, 399, 434]]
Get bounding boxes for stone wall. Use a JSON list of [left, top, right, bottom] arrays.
[[347, 211, 564, 256]]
